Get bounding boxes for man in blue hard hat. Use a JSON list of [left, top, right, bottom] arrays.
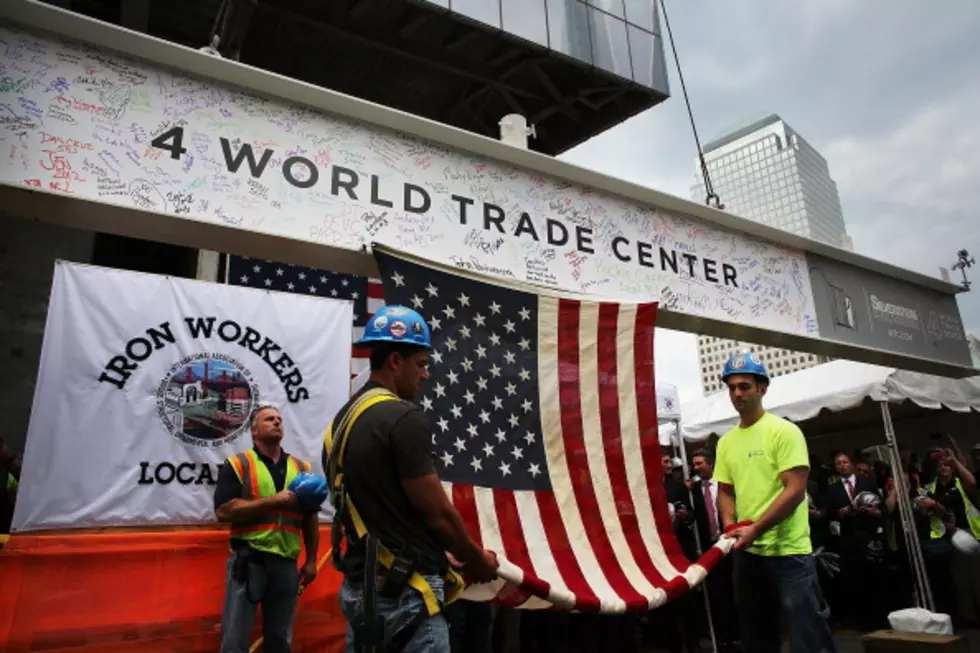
[[214, 404, 322, 653], [324, 305, 497, 653], [712, 351, 836, 653]]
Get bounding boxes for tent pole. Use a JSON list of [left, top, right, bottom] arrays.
[[880, 401, 935, 612], [675, 421, 719, 653]]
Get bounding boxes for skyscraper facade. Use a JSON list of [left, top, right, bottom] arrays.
[[690, 114, 848, 395]]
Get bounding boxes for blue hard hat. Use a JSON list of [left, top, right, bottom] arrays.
[[355, 305, 432, 349], [720, 351, 770, 383], [289, 472, 329, 510]]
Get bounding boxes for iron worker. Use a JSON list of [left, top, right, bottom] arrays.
[[214, 405, 321, 653], [714, 352, 837, 653], [324, 305, 497, 653]]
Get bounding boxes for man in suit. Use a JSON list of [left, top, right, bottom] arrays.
[[691, 450, 738, 653], [646, 455, 702, 653], [825, 452, 887, 630]]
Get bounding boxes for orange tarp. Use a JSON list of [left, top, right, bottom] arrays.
[[0, 526, 347, 652]]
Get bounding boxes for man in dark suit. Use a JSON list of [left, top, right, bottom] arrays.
[[690, 450, 738, 653], [826, 452, 887, 630]]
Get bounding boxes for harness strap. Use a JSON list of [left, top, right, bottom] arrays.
[[325, 388, 464, 620]]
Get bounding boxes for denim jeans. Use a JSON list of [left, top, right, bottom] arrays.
[[339, 574, 450, 653], [219, 551, 299, 653], [733, 551, 837, 653], [445, 599, 494, 653]]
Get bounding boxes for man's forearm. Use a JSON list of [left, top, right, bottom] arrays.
[[426, 506, 485, 564], [216, 494, 291, 523], [750, 486, 805, 536], [717, 487, 736, 529], [302, 512, 319, 562]]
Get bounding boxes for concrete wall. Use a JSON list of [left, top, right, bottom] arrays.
[[0, 216, 94, 455]]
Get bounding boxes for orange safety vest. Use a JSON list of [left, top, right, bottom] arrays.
[[226, 449, 311, 559]]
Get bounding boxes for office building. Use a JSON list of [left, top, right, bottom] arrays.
[[698, 337, 830, 396], [46, 0, 669, 155], [691, 114, 845, 394], [691, 114, 850, 249]]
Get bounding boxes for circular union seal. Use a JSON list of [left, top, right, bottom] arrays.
[[373, 314, 388, 330], [389, 320, 407, 338], [730, 356, 747, 370], [156, 353, 259, 448], [749, 353, 763, 365]]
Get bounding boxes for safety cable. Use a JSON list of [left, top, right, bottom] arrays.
[[658, 0, 723, 210]]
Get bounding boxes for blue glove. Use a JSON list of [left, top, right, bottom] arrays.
[[288, 472, 329, 511]]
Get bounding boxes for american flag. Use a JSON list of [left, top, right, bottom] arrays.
[[373, 248, 730, 613], [225, 256, 385, 381]]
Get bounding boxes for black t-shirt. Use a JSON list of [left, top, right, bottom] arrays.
[[325, 381, 444, 577], [932, 479, 971, 532]]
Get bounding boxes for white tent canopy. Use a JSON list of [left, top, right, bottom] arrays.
[[677, 358, 980, 614], [679, 360, 980, 446]]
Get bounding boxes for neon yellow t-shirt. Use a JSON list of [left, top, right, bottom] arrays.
[[713, 412, 811, 556]]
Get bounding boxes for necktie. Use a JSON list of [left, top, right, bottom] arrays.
[[845, 478, 855, 502], [704, 482, 719, 537]]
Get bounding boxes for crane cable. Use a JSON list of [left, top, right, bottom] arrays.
[[659, 0, 723, 210]]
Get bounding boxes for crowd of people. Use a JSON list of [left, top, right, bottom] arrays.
[[805, 437, 980, 632]]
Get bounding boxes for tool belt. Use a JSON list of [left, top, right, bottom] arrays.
[[325, 387, 464, 652]]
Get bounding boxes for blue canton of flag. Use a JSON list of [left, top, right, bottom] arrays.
[[227, 256, 368, 318], [373, 255, 550, 493], [226, 255, 386, 381]]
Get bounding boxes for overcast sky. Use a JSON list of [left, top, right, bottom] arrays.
[[559, 0, 980, 404]]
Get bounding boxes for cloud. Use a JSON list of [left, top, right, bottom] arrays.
[[825, 87, 980, 333], [655, 329, 703, 403]]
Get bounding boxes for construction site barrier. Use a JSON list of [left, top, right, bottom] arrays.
[[0, 526, 346, 652]]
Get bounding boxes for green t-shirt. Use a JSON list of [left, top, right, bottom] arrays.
[[714, 412, 811, 556]]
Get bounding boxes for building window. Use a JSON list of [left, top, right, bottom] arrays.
[[502, 0, 549, 46], [589, 8, 632, 79]]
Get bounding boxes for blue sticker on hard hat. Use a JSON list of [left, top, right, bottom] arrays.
[[385, 307, 410, 317], [373, 315, 388, 330], [731, 356, 746, 369], [749, 353, 762, 365], [412, 321, 425, 335], [390, 321, 407, 338]]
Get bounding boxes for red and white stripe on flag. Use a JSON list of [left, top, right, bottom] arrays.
[[350, 278, 385, 380], [443, 297, 731, 612]]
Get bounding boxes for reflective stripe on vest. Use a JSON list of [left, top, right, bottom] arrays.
[[926, 478, 980, 540], [916, 487, 949, 539], [227, 449, 310, 559]]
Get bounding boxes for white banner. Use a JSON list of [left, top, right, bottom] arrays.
[[0, 25, 818, 337], [13, 262, 352, 532]]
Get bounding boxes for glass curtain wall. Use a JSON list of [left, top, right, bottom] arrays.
[[420, 0, 669, 94]]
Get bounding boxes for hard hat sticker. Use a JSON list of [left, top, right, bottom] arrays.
[[412, 321, 425, 335], [373, 315, 388, 330], [749, 353, 762, 365], [390, 321, 407, 338], [730, 356, 747, 369]]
